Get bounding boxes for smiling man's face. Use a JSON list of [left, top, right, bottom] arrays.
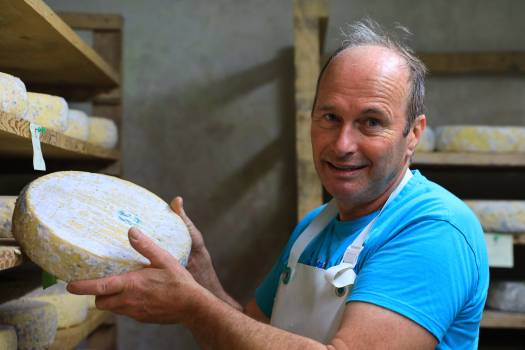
[[311, 45, 417, 218]]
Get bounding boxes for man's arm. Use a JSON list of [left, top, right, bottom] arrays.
[[68, 228, 436, 349]]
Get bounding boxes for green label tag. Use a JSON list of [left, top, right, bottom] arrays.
[[42, 271, 57, 289]]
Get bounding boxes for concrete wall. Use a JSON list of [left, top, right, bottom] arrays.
[[43, 1, 525, 349]]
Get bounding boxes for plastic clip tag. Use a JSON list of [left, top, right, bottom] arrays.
[[30, 123, 46, 171], [342, 245, 363, 266]]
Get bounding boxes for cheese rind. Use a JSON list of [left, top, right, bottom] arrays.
[[0, 300, 57, 350], [64, 109, 89, 141], [0, 196, 16, 238], [25, 282, 89, 329], [25, 92, 69, 132], [436, 125, 525, 153], [13, 171, 192, 282], [88, 116, 118, 149], [464, 200, 525, 233], [416, 126, 435, 152], [487, 281, 525, 312], [0, 72, 28, 119], [0, 325, 17, 350]]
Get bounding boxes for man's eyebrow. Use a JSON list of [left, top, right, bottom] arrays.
[[315, 104, 336, 112]]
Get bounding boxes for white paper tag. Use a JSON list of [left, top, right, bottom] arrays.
[[29, 123, 46, 171], [484, 233, 513, 268]]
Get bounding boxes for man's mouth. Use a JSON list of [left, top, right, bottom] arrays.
[[325, 161, 368, 172]]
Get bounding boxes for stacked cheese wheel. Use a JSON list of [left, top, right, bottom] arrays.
[[12, 171, 191, 281], [0, 196, 16, 238], [0, 71, 119, 148], [436, 125, 525, 153], [464, 200, 525, 233]]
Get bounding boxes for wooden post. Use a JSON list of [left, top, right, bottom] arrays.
[[293, 0, 328, 220]]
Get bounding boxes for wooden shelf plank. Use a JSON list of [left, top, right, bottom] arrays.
[[49, 310, 112, 350], [0, 113, 119, 160], [418, 52, 525, 75], [0, 245, 23, 271], [0, 0, 119, 98], [413, 152, 525, 167], [481, 310, 525, 329]]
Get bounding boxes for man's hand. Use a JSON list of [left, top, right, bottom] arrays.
[[67, 227, 207, 324], [170, 197, 242, 311]]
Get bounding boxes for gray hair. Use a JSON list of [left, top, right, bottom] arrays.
[[314, 18, 427, 136]]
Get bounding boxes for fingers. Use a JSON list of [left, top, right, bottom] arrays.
[[170, 196, 195, 230], [67, 275, 126, 296], [128, 227, 173, 268]]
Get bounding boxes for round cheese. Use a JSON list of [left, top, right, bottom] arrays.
[[25, 282, 89, 329], [0, 72, 28, 120], [88, 116, 118, 149], [0, 299, 57, 350], [487, 281, 525, 312], [64, 109, 89, 141], [464, 200, 525, 233], [25, 92, 68, 132], [0, 325, 17, 350], [12, 171, 191, 281], [0, 196, 16, 238], [416, 126, 435, 152], [436, 125, 525, 153]]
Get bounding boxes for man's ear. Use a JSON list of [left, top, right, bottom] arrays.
[[407, 115, 426, 157]]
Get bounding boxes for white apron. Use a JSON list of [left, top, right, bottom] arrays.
[[270, 170, 413, 343]]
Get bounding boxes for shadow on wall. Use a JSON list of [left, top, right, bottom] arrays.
[[129, 47, 297, 302]]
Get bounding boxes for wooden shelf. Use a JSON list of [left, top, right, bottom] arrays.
[[0, 113, 119, 160], [481, 310, 525, 329], [49, 310, 112, 350], [413, 152, 525, 167], [0, 245, 23, 271], [0, 0, 119, 99]]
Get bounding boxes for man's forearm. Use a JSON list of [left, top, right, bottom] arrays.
[[184, 289, 329, 350]]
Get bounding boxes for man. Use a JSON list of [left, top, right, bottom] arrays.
[[68, 20, 488, 349]]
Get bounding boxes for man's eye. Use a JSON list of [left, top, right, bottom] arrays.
[[365, 118, 381, 127], [323, 114, 338, 122]]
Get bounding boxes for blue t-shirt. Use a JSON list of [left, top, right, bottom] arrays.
[[256, 170, 489, 349]]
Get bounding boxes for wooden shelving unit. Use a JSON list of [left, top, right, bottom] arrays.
[[481, 310, 525, 329], [0, 0, 119, 100], [413, 152, 525, 167], [0, 0, 122, 347]]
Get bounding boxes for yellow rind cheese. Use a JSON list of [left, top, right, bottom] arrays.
[[0, 299, 57, 350], [12, 171, 192, 282], [0, 72, 28, 119], [26, 92, 69, 132], [88, 116, 118, 149], [416, 126, 435, 152], [464, 200, 525, 233], [0, 325, 17, 350], [436, 125, 525, 153], [64, 109, 89, 141], [0, 196, 16, 238], [28, 294, 88, 329]]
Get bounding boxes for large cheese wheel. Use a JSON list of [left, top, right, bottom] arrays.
[[25, 282, 89, 329], [464, 200, 525, 233], [88, 116, 118, 149], [0, 196, 16, 238], [416, 126, 435, 152], [25, 92, 69, 132], [12, 171, 191, 281], [0, 72, 28, 119], [436, 125, 525, 153], [64, 109, 89, 141], [0, 325, 17, 350], [487, 281, 525, 312], [0, 299, 57, 350]]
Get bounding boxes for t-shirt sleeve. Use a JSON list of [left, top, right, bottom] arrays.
[[255, 206, 325, 318], [348, 219, 479, 342]]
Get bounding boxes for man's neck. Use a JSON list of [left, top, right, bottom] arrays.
[[336, 165, 410, 221]]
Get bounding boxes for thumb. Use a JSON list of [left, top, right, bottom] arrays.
[[170, 196, 196, 230], [128, 227, 173, 268]]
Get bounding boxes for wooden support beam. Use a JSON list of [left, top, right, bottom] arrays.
[[293, 0, 327, 220], [58, 12, 123, 31]]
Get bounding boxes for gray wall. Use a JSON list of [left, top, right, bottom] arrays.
[[44, 1, 525, 349]]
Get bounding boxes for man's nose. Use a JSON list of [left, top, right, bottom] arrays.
[[333, 124, 358, 156]]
